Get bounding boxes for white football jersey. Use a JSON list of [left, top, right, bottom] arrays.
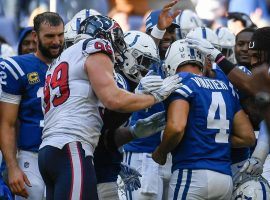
[[41, 38, 115, 155]]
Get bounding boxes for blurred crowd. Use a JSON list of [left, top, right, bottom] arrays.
[[0, 0, 270, 49]]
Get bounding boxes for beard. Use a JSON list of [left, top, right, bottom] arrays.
[[38, 36, 64, 59]]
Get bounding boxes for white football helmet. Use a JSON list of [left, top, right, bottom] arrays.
[[164, 39, 204, 77], [187, 26, 220, 49], [121, 30, 160, 83], [215, 27, 236, 64], [175, 10, 203, 40], [232, 176, 270, 200], [64, 9, 101, 48]]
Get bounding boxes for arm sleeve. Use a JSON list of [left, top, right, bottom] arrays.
[[0, 58, 24, 104], [252, 120, 270, 162]]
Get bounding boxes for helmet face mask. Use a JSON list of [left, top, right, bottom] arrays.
[[133, 49, 159, 76], [121, 30, 160, 82]]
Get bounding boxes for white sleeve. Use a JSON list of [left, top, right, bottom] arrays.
[[252, 120, 270, 162], [0, 91, 21, 104]]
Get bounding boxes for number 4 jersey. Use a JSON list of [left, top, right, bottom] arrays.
[[165, 72, 242, 176], [41, 38, 114, 156], [0, 54, 48, 152]]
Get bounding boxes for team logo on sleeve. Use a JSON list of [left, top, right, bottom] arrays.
[[27, 72, 40, 84]]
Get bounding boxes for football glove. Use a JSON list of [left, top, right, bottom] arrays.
[[240, 157, 263, 176], [186, 36, 221, 62], [119, 163, 142, 192], [151, 74, 182, 103], [135, 75, 163, 95], [129, 111, 165, 138]]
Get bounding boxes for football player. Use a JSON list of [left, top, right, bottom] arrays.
[[123, 2, 181, 199], [234, 28, 256, 70], [153, 39, 255, 199], [186, 26, 270, 182], [94, 30, 165, 200], [63, 10, 171, 199], [39, 15, 180, 199], [0, 12, 64, 199]]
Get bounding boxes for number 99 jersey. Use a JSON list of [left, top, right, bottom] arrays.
[[41, 38, 115, 156]]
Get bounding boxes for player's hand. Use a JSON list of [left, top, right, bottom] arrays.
[[152, 148, 167, 165], [130, 111, 165, 138], [135, 75, 163, 95], [8, 165, 31, 198], [186, 37, 221, 62], [151, 74, 182, 103], [157, 0, 181, 30], [240, 157, 263, 176], [119, 163, 142, 191]]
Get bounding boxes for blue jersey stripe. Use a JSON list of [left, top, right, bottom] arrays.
[[173, 170, 183, 200], [260, 181, 267, 200], [5, 57, 25, 76], [181, 170, 192, 200]]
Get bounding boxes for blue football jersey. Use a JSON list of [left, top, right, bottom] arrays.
[[0, 54, 48, 152], [214, 66, 251, 164], [124, 62, 165, 153], [165, 72, 242, 175]]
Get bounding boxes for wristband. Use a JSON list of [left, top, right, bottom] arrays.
[[215, 54, 236, 75], [216, 55, 225, 64], [151, 25, 166, 40]]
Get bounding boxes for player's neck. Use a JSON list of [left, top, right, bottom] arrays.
[[35, 51, 53, 65]]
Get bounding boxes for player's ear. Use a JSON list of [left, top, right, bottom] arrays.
[[32, 31, 38, 43]]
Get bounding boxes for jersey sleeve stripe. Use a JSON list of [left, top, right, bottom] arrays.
[[0, 61, 19, 80], [0, 91, 21, 104], [181, 85, 193, 94], [175, 88, 189, 98], [4, 57, 25, 76]]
